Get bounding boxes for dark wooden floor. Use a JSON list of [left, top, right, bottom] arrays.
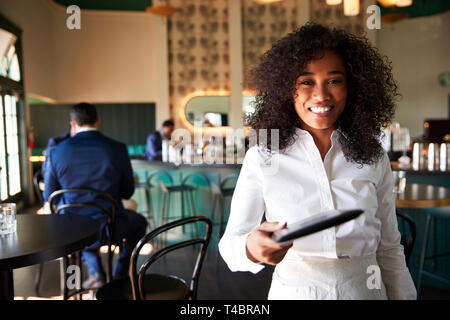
[[13, 207, 450, 300], [13, 244, 275, 300]]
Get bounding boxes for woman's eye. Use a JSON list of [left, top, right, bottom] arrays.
[[300, 80, 313, 85], [328, 79, 343, 84]]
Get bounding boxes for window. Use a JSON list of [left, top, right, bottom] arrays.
[[0, 15, 24, 202], [0, 28, 20, 82]]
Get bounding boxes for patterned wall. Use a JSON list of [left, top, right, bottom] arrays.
[[309, 0, 370, 37], [242, 0, 299, 90], [168, 0, 230, 130], [167, 0, 370, 129]]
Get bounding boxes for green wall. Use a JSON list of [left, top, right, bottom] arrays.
[[29, 103, 156, 148]]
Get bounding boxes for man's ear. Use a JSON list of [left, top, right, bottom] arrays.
[[94, 119, 100, 129], [70, 121, 78, 135]]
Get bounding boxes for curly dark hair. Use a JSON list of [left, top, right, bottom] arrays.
[[247, 22, 399, 166]]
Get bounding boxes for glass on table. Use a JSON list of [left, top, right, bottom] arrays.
[[0, 203, 16, 235], [392, 170, 406, 194]]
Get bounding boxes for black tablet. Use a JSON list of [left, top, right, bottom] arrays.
[[271, 209, 364, 243]]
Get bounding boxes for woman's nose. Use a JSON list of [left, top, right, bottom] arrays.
[[312, 84, 331, 102]]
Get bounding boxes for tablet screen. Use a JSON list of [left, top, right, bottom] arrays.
[[271, 209, 364, 243]]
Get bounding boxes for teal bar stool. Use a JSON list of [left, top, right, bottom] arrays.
[[416, 206, 450, 297], [134, 171, 154, 229], [210, 174, 238, 238], [135, 170, 169, 229], [154, 171, 196, 240]]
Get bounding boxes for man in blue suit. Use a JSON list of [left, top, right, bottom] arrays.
[[43, 103, 147, 289], [41, 131, 71, 178], [145, 119, 174, 161]]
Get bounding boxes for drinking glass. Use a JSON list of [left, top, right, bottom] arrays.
[[392, 171, 406, 194], [0, 203, 17, 235]]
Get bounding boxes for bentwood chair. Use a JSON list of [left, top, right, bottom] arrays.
[[396, 210, 416, 267], [48, 188, 119, 300], [33, 170, 45, 206], [95, 216, 212, 300], [33, 169, 46, 295]]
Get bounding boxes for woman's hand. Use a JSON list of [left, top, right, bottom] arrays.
[[246, 221, 293, 265]]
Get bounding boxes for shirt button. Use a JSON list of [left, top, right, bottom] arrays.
[[327, 235, 334, 241]]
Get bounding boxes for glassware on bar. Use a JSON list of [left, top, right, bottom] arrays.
[[392, 170, 406, 194]]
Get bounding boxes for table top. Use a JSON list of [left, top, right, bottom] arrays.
[[396, 183, 450, 209], [0, 214, 100, 270]]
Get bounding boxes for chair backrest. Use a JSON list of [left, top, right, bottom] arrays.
[[48, 188, 119, 282], [129, 216, 212, 300], [48, 188, 118, 225], [396, 210, 416, 266], [220, 174, 238, 190], [147, 170, 174, 192], [33, 170, 44, 205]]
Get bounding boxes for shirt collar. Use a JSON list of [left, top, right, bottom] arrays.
[[295, 127, 340, 141], [76, 127, 98, 134]]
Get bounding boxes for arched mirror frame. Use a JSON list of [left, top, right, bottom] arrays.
[[179, 90, 255, 134]]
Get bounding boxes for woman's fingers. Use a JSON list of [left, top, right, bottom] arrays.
[[258, 221, 287, 233], [246, 221, 293, 265]]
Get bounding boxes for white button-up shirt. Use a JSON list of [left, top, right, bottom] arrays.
[[219, 128, 417, 300]]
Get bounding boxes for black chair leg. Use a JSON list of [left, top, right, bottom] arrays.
[[34, 263, 44, 296]]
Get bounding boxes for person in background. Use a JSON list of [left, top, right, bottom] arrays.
[[145, 119, 174, 161], [43, 102, 147, 289]]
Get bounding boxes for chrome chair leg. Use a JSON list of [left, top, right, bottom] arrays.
[[188, 190, 198, 237]]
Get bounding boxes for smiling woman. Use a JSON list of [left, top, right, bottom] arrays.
[[248, 22, 399, 166], [219, 22, 417, 301]]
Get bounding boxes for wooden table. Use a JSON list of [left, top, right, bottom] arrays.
[[396, 183, 450, 209], [0, 214, 100, 300]]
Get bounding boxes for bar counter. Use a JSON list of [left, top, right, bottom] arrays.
[[130, 159, 242, 246]]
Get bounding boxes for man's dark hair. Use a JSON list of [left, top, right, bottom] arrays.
[[162, 119, 174, 127], [70, 102, 98, 126]]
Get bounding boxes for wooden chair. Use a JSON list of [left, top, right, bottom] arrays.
[[396, 210, 416, 267], [95, 216, 212, 300], [48, 188, 119, 299]]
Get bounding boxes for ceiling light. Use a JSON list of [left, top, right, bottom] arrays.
[[343, 0, 359, 16], [378, 0, 398, 7], [396, 0, 413, 7], [146, 0, 178, 16], [326, 0, 342, 5], [253, 0, 284, 4]]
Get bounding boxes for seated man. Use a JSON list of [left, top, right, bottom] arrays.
[[43, 102, 147, 289], [145, 119, 174, 161]]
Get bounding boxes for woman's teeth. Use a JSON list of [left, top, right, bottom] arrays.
[[308, 106, 333, 113]]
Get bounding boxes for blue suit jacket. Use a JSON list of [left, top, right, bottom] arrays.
[[145, 131, 163, 161], [41, 132, 71, 177], [43, 131, 135, 229]]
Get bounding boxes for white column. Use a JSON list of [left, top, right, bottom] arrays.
[[153, 0, 170, 128], [298, 0, 310, 26], [228, 0, 244, 129]]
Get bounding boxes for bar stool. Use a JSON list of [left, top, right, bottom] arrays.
[[160, 174, 195, 232], [134, 170, 161, 229], [210, 174, 237, 238], [158, 171, 211, 241], [417, 206, 450, 296]]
